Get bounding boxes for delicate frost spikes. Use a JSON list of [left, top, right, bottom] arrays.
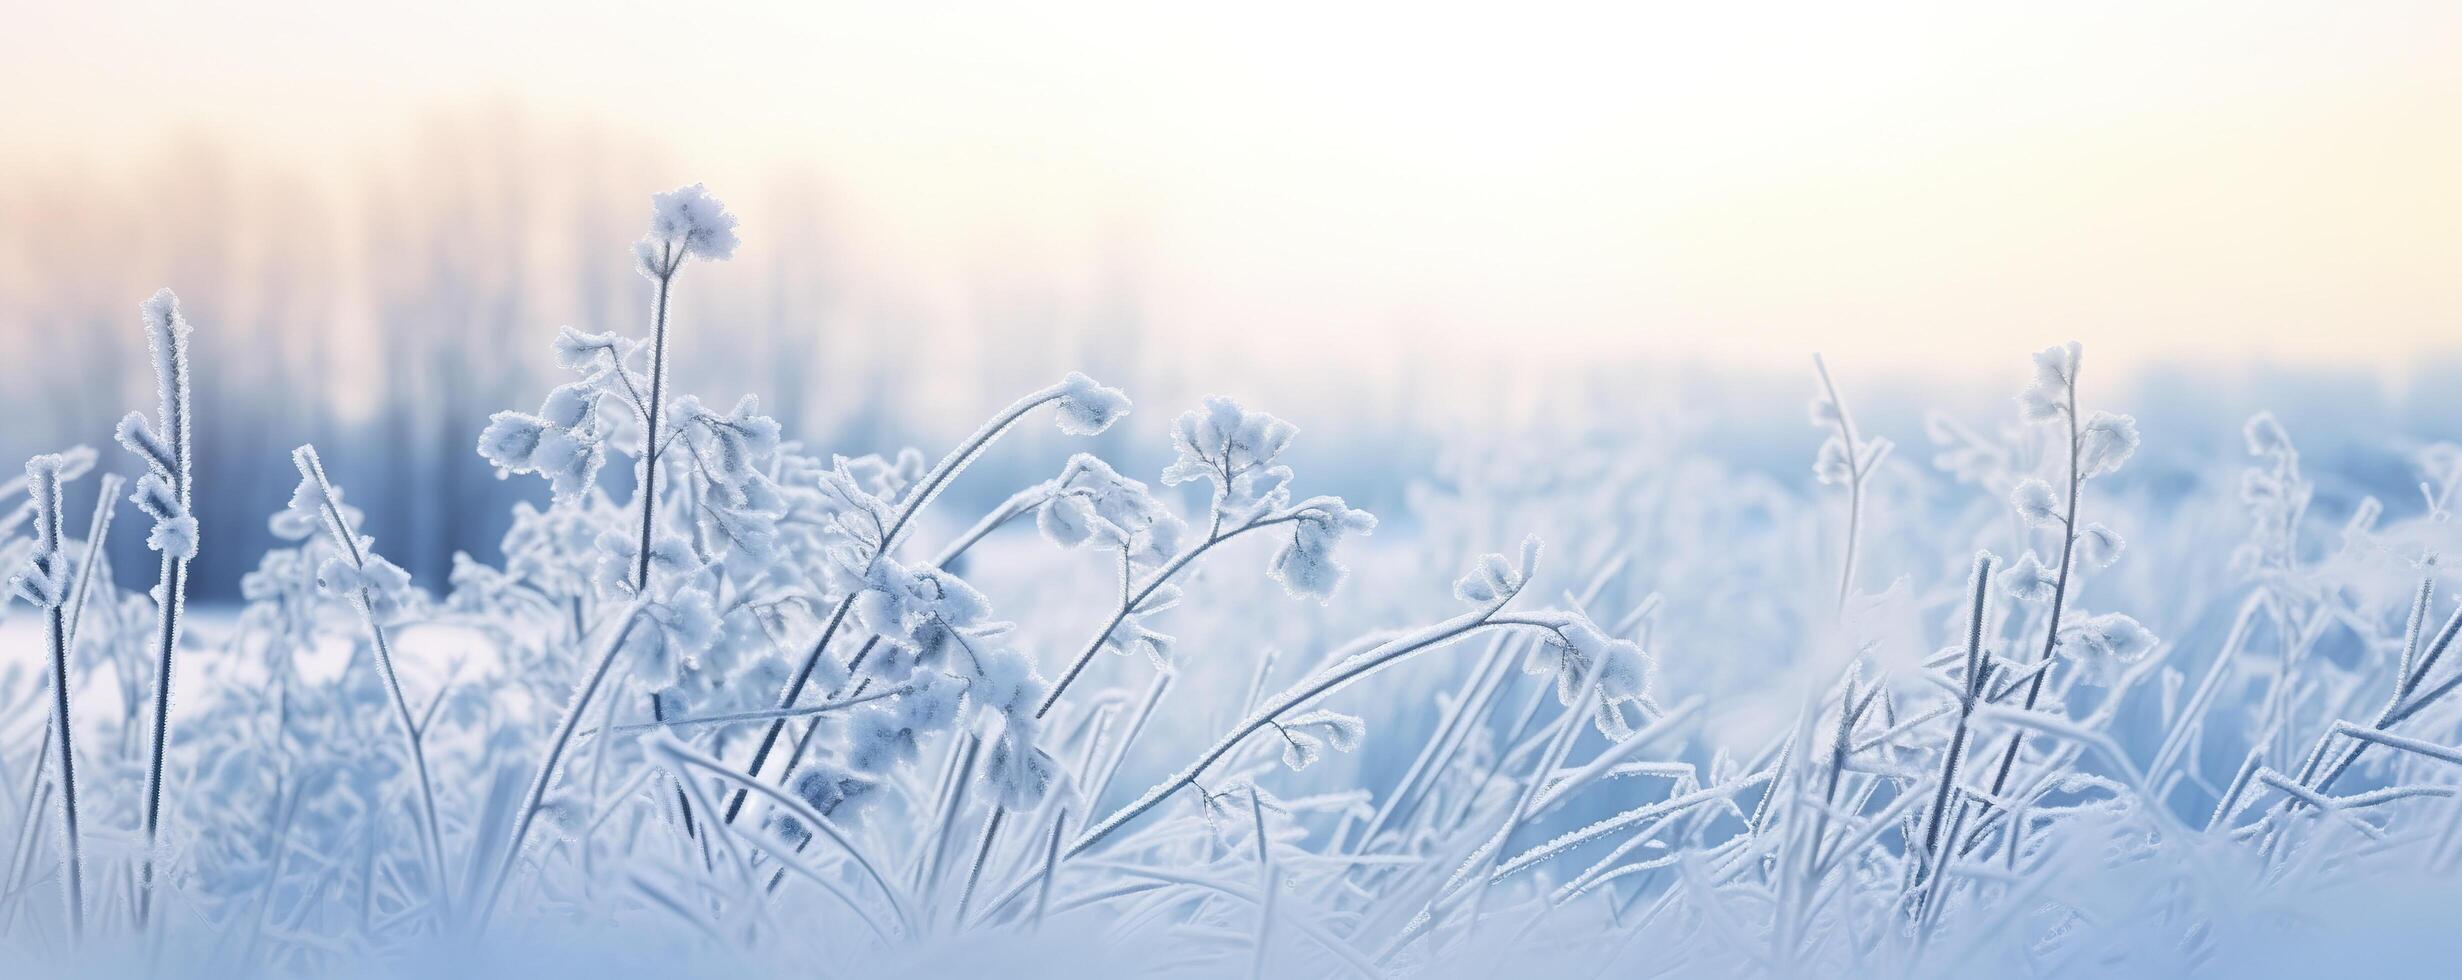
[[6, 455, 71, 607], [2076, 411, 2140, 479], [1054, 373, 1132, 436], [2011, 479, 2062, 528], [640, 183, 740, 269], [120, 289, 197, 560], [2019, 341, 2080, 421]]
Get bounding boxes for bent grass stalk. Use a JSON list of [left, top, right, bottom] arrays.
[[294, 445, 452, 920]]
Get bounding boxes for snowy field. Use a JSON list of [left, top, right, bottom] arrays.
[[7, 184, 2462, 980]]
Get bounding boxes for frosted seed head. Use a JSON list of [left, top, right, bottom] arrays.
[[644, 183, 740, 263]]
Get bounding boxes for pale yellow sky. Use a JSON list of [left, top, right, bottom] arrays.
[[5, 1, 2460, 379]]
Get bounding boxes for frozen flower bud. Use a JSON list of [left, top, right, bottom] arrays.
[[1999, 551, 2058, 602], [1104, 617, 1178, 670], [1037, 491, 1101, 548], [539, 382, 600, 430], [1269, 499, 1376, 601], [643, 183, 740, 265], [1813, 435, 1853, 485], [1275, 709, 1366, 771], [2076, 522, 2125, 567], [148, 514, 199, 561], [846, 705, 920, 773], [1162, 396, 1297, 506], [2076, 411, 2140, 479], [2244, 411, 2294, 460], [2011, 479, 2062, 527], [2019, 342, 2080, 422], [2057, 612, 2157, 676], [1054, 372, 1132, 436], [477, 412, 550, 473], [551, 327, 628, 370], [1454, 551, 1522, 605]]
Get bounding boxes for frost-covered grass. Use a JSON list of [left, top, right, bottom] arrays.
[[7, 186, 2462, 979]]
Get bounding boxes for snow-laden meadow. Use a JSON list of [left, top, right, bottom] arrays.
[[8, 186, 2462, 979]]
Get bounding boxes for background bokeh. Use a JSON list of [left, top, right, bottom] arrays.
[[4, 1, 2460, 596]]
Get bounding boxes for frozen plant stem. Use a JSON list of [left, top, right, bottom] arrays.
[[632, 242, 677, 593], [1067, 598, 1567, 859], [1978, 368, 2084, 814], [1038, 504, 1327, 719], [22, 459, 85, 938], [294, 445, 451, 920], [121, 289, 197, 928], [1813, 353, 1867, 612], [1923, 553, 1997, 870]]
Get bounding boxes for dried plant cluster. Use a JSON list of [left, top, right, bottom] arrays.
[[4, 186, 2460, 978]]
